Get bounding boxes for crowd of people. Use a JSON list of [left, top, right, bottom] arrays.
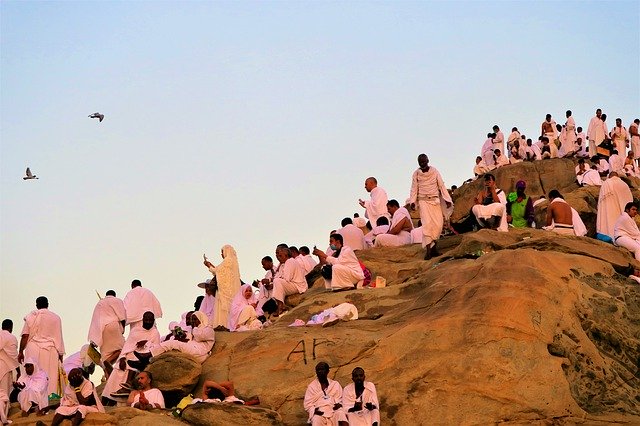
[[2, 108, 640, 425]]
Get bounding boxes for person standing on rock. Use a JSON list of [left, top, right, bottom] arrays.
[[303, 362, 348, 426], [342, 367, 380, 426], [630, 119, 640, 167], [358, 177, 389, 227], [613, 202, 640, 260], [203, 245, 242, 330], [123, 280, 163, 331], [587, 108, 606, 155], [0, 319, 18, 424], [87, 289, 125, 367], [408, 154, 453, 260]]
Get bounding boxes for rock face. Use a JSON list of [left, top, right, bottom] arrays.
[[181, 402, 283, 426], [198, 228, 640, 425], [146, 352, 202, 406]]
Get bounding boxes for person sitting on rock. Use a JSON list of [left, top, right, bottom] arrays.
[[577, 158, 602, 187], [471, 174, 507, 232], [102, 311, 161, 402], [13, 358, 48, 417], [51, 368, 103, 426], [313, 233, 365, 291], [272, 246, 308, 316], [374, 200, 413, 247], [128, 311, 215, 370], [506, 180, 534, 228], [227, 284, 262, 332], [127, 371, 165, 410], [342, 367, 380, 426], [364, 216, 390, 248], [303, 362, 347, 426], [613, 202, 640, 260], [543, 190, 574, 235]]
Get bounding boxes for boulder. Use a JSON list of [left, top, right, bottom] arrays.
[[181, 402, 283, 426], [146, 352, 202, 406]]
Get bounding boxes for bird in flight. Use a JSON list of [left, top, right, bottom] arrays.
[[23, 167, 38, 180], [88, 112, 104, 122]]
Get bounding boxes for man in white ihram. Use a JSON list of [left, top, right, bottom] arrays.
[[374, 199, 413, 247], [358, 177, 389, 227], [18, 296, 65, 397], [123, 279, 163, 330], [613, 202, 640, 261], [408, 154, 452, 260], [87, 289, 126, 366]]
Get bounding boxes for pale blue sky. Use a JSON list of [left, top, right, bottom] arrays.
[[1, 1, 638, 354]]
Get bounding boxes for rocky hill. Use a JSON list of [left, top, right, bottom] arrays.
[[7, 159, 640, 425]]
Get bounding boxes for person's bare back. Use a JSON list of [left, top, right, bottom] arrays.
[[547, 201, 573, 226]]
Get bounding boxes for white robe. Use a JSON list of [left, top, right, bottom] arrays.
[[227, 284, 260, 332], [0, 330, 18, 423], [198, 294, 216, 327], [630, 123, 640, 159], [207, 245, 242, 329], [472, 189, 508, 232], [324, 246, 365, 290], [609, 154, 625, 174], [481, 138, 495, 166], [62, 345, 93, 375], [362, 186, 389, 226], [408, 166, 452, 248], [596, 176, 633, 238], [303, 378, 347, 425], [123, 287, 163, 328], [543, 198, 587, 237], [256, 269, 274, 316], [342, 381, 381, 426], [374, 207, 413, 247], [300, 254, 318, 275], [87, 295, 125, 361], [150, 324, 215, 363], [494, 154, 509, 168], [588, 116, 606, 154], [21, 308, 65, 396], [130, 388, 165, 408], [612, 126, 628, 156], [613, 212, 640, 260], [473, 160, 493, 177], [272, 258, 307, 302], [55, 378, 103, 418], [364, 225, 390, 248], [337, 224, 366, 251], [16, 360, 49, 412], [565, 116, 577, 148]]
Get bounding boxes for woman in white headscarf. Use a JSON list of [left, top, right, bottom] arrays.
[[15, 358, 49, 414], [228, 284, 262, 332], [132, 311, 215, 365], [203, 245, 242, 329]]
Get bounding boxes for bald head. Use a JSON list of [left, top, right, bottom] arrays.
[[364, 177, 378, 193]]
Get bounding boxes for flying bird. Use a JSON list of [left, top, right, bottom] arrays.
[[23, 167, 38, 180], [88, 112, 104, 122]]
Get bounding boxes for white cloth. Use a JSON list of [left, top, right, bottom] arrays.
[[364, 224, 390, 248], [612, 126, 629, 156], [337, 224, 366, 251], [609, 154, 625, 174], [481, 138, 495, 166], [408, 166, 452, 248], [272, 258, 307, 302], [565, 116, 577, 148], [596, 159, 609, 174], [630, 123, 640, 159], [0, 330, 18, 422], [473, 159, 494, 176], [62, 345, 93, 375], [55, 377, 104, 418], [614, 212, 640, 260], [493, 130, 504, 154], [228, 284, 258, 331], [150, 322, 215, 363], [494, 154, 509, 168], [588, 116, 606, 154], [303, 378, 347, 425], [306, 303, 359, 325], [21, 308, 64, 396], [472, 189, 508, 232], [299, 254, 318, 275], [579, 169, 602, 186], [374, 207, 413, 248], [342, 381, 381, 426], [362, 186, 389, 226], [123, 287, 163, 327], [198, 294, 216, 327], [130, 388, 165, 408], [410, 227, 423, 244], [597, 176, 633, 238], [324, 246, 365, 290], [87, 295, 125, 361], [207, 245, 242, 329], [16, 358, 49, 412], [256, 268, 275, 316], [544, 198, 586, 236], [530, 144, 542, 161]]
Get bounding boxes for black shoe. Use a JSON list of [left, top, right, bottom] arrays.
[[127, 359, 146, 371], [430, 242, 440, 257], [423, 245, 432, 260], [133, 351, 151, 361]]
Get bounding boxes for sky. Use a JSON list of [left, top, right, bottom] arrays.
[[1, 1, 639, 356]]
